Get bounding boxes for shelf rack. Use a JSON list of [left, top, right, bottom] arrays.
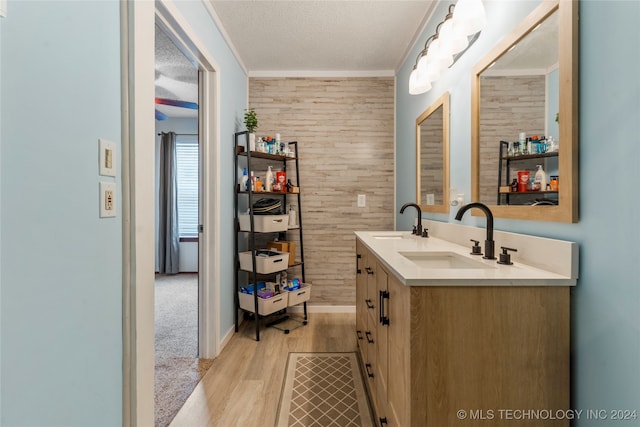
[[233, 131, 307, 341]]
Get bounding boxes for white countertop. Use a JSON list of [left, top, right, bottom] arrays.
[[355, 230, 577, 287]]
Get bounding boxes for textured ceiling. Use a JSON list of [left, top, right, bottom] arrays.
[[209, 0, 437, 74], [155, 25, 198, 119], [154, 1, 437, 119]]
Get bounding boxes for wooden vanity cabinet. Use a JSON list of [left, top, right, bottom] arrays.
[[356, 240, 379, 410], [356, 238, 570, 427]]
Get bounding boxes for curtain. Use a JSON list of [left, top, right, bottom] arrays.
[[158, 131, 180, 274]]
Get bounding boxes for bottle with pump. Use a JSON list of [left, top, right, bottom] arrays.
[[265, 166, 273, 192], [241, 168, 248, 192], [534, 164, 547, 192]]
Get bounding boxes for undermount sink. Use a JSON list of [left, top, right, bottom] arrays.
[[399, 251, 495, 269], [371, 233, 406, 240]]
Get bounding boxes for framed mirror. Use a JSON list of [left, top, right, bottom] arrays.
[[416, 92, 450, 213], [471, 0, 578, 222]]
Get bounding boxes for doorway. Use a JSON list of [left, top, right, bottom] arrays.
[[121, 2, 223, 425], [154, 23, 208, 427]]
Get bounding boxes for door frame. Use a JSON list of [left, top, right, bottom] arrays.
[[121, 0, 222, 424]]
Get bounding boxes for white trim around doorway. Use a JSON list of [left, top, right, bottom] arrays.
[[122, 0, 223, 424]]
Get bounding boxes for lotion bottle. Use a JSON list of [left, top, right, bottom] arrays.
[[241, 168, 248, 192], [265, 165, 273, 192], [534, 165, 547, 192]]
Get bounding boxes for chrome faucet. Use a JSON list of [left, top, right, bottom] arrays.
[[454, 202, 496, 260], [400, 202, 422, 236]]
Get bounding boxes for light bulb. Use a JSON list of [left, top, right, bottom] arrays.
[[439, 16, 469, 55], [409, 68, 431, 95], [417, 51, 440, 83], [453, 0, 486, 37], [429, 37, 453, 69]]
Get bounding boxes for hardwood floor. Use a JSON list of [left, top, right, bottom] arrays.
[[169, 313, 358, 426]]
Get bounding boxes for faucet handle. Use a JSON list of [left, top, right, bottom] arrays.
[[497, 246, 518, 265], [412, 225, 417, 235], [421, 228, 429, 238], [470, 239, 482, 255]]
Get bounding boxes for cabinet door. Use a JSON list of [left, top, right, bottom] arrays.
[[355, 241, 367, 360], [386, 274, 410, 427], [375, 264, 389, 417]]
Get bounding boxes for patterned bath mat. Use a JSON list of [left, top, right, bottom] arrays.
[[275, 352, 374, 427]]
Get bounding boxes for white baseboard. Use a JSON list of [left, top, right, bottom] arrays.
[[218, 324, 235, 355]]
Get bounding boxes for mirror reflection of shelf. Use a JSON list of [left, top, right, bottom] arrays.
[[502, 152, 558, 161], [499, 190, 558, 195]]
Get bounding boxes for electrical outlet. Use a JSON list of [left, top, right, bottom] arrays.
[[100, 182, 116, 218], [357, 194, 366, 208]]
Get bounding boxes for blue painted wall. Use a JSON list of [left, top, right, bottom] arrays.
[[396, 1, 640, 423], [0, 0, 248, 425], [170, 0, 248, 338], [1, 1, 122, 425]]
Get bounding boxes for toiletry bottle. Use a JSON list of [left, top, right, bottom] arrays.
[[256, 176, 263, 192], [241, 168, 248, 192], [250, 171, 255, 192], [265, 166, 273, 192], [510, 178, 518, 192], [534, 165, 547, 192], [519, 132, 526, 155], [289, 205, 297, 227]]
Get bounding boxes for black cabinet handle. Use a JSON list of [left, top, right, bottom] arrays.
[[365, 331, 374, 344], [379, 417, 388, 426], [365, 299, 374, 310], [366, 267, 374, 275], [365, 363, 374, 378], [356, 330, 363, 340], [379, 290, 390, 326], [356, 254, 362, 274]]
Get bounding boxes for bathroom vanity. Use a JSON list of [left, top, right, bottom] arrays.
[[355, 221, 577, 426]]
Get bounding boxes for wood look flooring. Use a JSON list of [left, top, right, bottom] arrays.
[[169, 313, 358, 427]]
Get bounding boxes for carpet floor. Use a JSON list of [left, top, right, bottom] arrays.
[[275, 352, 374, 427], [155, 273, 213, 427]]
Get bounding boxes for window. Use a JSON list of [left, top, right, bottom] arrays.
[[175, 140, 199, 238]]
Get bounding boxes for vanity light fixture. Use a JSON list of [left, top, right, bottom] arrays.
[[409, 0, 486, 95]]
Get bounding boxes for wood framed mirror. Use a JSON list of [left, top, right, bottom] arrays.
[[416, 92, 450, 213], [471, 0, 578, 222]]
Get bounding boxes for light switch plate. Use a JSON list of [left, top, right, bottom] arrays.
[[99, 138, 116, 177], [357, 194, 366, 208], [100, 181, 116, 218]]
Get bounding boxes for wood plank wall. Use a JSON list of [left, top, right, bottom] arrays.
[[249, 77, 395, 306]]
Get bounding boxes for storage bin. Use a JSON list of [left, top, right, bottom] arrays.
[[239, 214, 289, 232], [286, 283, 312, 307], [239, 250, 289, 274], [238, 291, 288, 316]]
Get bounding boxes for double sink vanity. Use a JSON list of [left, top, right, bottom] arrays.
[[355, 219, 578, 426], [356, 0, 580, 424]]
